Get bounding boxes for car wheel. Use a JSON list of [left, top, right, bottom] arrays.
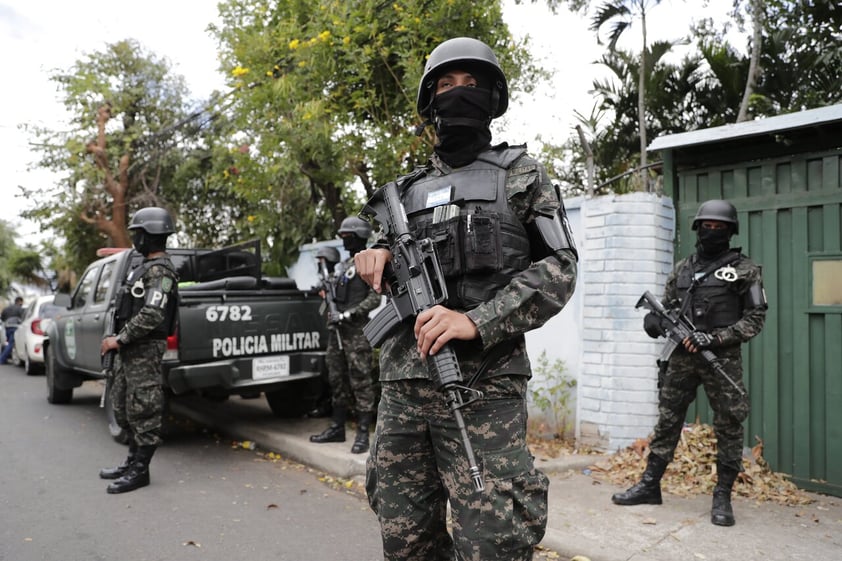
[[24, 352, 41, 376], [45, 347, 73, 404], [10, 344, 23, 368]]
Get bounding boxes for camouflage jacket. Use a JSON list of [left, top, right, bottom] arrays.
[[377, 148, 578, 382], [664, 249, 766, 348], [117, 257, 178, 346]]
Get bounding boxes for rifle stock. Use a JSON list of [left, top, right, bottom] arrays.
[[361, 181, 485, 492]]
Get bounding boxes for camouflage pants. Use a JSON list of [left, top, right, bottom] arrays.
[[326, 321, 376, 415], [110, 339, 166, 447], [650, 346, 749, 471], [366, 376, 548, 561]]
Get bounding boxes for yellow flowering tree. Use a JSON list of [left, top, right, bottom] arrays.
[[207, 0, 541, 271]]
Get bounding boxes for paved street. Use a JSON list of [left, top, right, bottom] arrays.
[[0, 364, 383, 561]]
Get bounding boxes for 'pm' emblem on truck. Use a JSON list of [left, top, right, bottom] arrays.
[[212, 331, 321, 358]]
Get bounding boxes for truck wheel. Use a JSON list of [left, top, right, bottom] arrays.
[[103, 381, 129, 444], [45, 347, 73, 404], [265, 380, 319, 418]]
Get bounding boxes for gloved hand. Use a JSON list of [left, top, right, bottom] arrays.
[[643, 313, 665, 339], [328, 311, 349, 325], [685, 331, 717, 351]]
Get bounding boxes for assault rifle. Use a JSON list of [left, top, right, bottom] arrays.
[[100, 307, 117, 408], [361, 181, 485, 492], [317, 257, 343, 350], [636, 290, 745, 397]]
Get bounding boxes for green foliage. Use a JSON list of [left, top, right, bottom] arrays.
[[695, 0, 842, 117], [208, 0, 540, 270], [528, 351, 576, 439], [0, 220, 16, 296], [0, 220, 51, 295], [22, 39, 197, 273]]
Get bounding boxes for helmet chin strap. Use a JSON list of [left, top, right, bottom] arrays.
[[414, 118, 431, 136]]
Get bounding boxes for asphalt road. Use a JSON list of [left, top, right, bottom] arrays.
[[0, 363, 383, 561]]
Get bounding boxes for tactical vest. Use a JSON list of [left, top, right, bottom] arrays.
[[400, 146, 532, 310], [332, 259, 369, 312], [675, 253, 742, 332], [115, 257, 178, 340]]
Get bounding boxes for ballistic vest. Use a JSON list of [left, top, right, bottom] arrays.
[[675, 251, 743, 332], [400, 146, 532, 310], [115, 257, 178, 340], [332, 258, 369, 314]]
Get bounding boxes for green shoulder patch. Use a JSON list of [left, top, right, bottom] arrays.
[[161, 276, 173, 293]]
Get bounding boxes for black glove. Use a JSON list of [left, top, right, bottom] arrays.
[[687, 331, 716, 349], [643, 313, 665, 339]]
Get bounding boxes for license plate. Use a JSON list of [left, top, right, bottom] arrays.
[[252, 355, 290, 380]]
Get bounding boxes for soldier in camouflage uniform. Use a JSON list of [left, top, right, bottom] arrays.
[[354, 37, 578, 561], [612, 199, 767, 527], [310, 218, 382, 454], [99, 207, 178, 494]]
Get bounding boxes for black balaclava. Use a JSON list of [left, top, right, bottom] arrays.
[[342, 235, 367, 257], [431, 86, 493, 167], [132, 231, 166, 257], [696, 225, 732, 259]]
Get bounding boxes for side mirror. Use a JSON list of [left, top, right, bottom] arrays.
[[53, 292, 72, 309]]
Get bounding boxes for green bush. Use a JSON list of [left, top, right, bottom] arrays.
[[528, 351, 576, 439]]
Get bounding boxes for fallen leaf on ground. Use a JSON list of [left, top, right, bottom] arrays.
[[587, 423, 815, 506]]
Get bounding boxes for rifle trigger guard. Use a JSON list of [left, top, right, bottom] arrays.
[[451, 384, 483, 410]]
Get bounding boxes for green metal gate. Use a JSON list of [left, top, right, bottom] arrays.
[[652, 106, 842, 497]]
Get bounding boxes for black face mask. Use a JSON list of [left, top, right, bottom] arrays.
[[132, 230, 150, 256], [696, 227, 731, 258], [431, 86, 493, 167], [132, 230, 166, 256], [342, 235, 366, 256]]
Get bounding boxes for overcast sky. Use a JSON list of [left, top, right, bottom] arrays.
[[0, 0, 736, 246]]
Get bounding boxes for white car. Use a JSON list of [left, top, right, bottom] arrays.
[[11, 295, 62, 375]]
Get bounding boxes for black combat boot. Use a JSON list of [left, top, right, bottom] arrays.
[[106, 445, 156, 494], [350, 413, 372, 454], [309, 407, 346, 443], [612, 453, 669, 505], [99, 438, 138, 480], [711, 462, 739, 526]]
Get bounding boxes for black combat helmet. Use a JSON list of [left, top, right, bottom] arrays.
[[692, 199, 739, 235], [416, 37, 508, 120], [338, 217, 373, 240], [128, 206, 176, 235], [315, 246, 341, 264]]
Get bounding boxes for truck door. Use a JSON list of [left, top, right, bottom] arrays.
[[59, 265, 100, 371], [77, 259, 118, 372]]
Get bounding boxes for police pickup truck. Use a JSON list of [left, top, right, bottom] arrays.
[[45, 240, 328, 439]]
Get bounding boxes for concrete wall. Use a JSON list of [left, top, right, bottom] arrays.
[[526, 192, 676, 452]]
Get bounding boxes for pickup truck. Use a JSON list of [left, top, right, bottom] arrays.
[[45, 240, 328, 439]]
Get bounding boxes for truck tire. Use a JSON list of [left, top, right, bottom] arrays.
[[45, 346, 73, 404], [265, 379, 320, 418]]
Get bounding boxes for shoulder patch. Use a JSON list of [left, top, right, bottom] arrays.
[[161, 276, 173, 293]]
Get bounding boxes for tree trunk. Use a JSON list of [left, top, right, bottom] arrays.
[[737, 0, 764, 123], [638, 8, 649, 191], [84, 103, 132, 248], [576, 125, 595, 196]]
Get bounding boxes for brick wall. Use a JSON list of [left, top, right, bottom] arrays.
[[526, 192, 675, 451]]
